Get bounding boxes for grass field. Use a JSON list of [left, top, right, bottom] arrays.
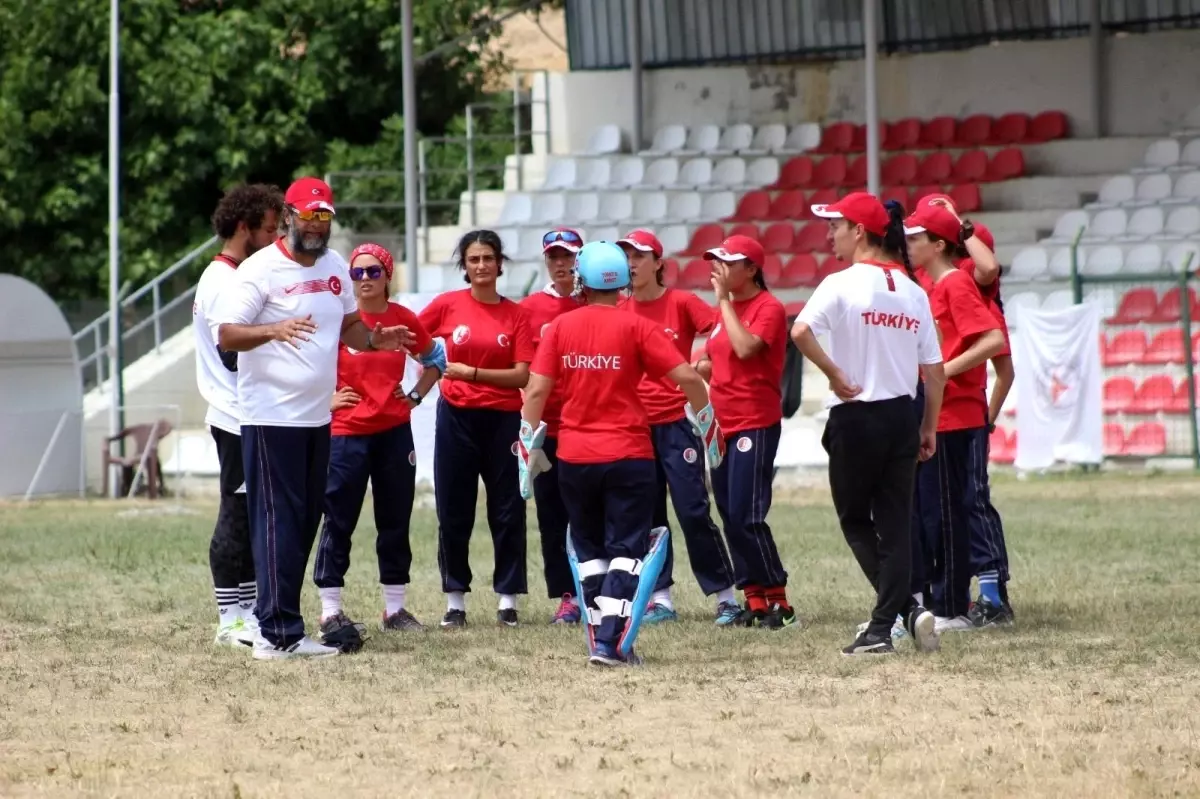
[[2, 473, 1199, 798]]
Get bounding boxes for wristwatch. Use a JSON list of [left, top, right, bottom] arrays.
[[960, 220, 975, 242], [406, 390, 422, 406], [365, 330, 376, 351]]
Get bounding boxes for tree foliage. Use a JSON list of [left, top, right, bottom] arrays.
[[0, 0, 539, 304]]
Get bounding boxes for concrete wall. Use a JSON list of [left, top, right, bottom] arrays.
[[548, 30, 1200, 154]]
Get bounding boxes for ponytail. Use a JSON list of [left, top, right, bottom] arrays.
[[882, 200, 916, 282]]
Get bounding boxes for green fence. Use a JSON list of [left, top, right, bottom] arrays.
[[1069, 245, 1199, 468]]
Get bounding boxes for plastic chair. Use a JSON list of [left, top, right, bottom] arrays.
[[101, 420, 174, 499]]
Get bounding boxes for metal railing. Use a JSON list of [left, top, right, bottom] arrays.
[[73, 236, 220, 392], [1068, 237, 1199, 468]]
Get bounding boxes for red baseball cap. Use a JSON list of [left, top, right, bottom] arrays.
[[903, 204, 963, 243], [704, 234, 765, 266], [285, 177, 336, 214], [811, 192, 890, 236], [542, 227, 583, 254], [922, 193, 955, 210], [350, 242, 394, 280], [617, 229, 664, 258], [973, 222, 995, 252]]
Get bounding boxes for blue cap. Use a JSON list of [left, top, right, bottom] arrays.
[[575, 241, 630, 291]]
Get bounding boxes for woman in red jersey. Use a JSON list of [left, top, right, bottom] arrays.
[[696, 234, 795, 629], [617, 229, 739, 626], [519, 241, 721, 667], [311, 243, 444, 645], [418, 230, 536, 629], [520, 228, 586, 625], [903, 203, 1006, 633]]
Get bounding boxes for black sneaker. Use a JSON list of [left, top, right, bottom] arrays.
[[968, 597, 1013, 628], [728, 608, 767, 627], [761, 603, 800, 630], [496, 608, 519, 627], [440, 609, 467, 629], [381, 608, 425, 632], [842, 631, 896, 656], [905, 605, 940, 652], [318, 611, 366, 653]]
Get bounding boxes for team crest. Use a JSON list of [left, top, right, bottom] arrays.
[[452, 325, 471, 345], [540, 323, 551, 338], [497, 333, 510, 347], [408, 450, 416, 466], [664, 327, 678, 340], [736, 437, 753, 453], [682, 447, 697, 464], [328, 276, 342, 295], [510, 441, 520, 456]]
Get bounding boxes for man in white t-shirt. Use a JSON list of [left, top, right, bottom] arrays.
[[211, 177, 417, 661], [193, 183, 284, 648]]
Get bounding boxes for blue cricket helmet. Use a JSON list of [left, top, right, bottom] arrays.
[[575, 241, 630, 291]]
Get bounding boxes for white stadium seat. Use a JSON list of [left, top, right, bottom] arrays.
[[1009, 247, 1049, 280], [712, 157, 746, 188], [746, 157, 781, 187], [632, 191, 668, 223], [664, 192, 702, 223], [1140, 138, 1180, 170], [1082, 286, 1118, 318], [679, 124, 721, 155], [497, 194, 533, 226], [1042, 289, 1075, 313], [580, 158, 612, 189], [1165, 171, 1200, 203], [1124, 243, 1163, 274], [541, 158, 578, 190], [714, 124, 754, 154], [1004, 291, 1041, 326], [1180, 138, 1200, 168], [586, 125, 623, 155], [531, 193, 565, 226], [1092, 175, 1134, 207], [497, 228, 521, 258], [1048, 246, 1084, 278], [644, 125, 687, 156], [1121, 206, 1163, 240], [1082, 245, 1123, 276], [701, 191, 737, 220], [641, 158, 680, 188], [1166, 242, 1200, 272], [744, 123, 787, 155], [783, 123, 821, 152], [596, 192, 633, 223], [566, 192, 600, 225], [586, 225, 620, 245], [1164, 205, 1200, 239], [675, 157, 714, 188], [1045, 210, 1089, 243], [1082, 208, 1127, 241], [657, 225, 690, 255], [611, 157, 645, 188], [1135, 173, 1172, 203]]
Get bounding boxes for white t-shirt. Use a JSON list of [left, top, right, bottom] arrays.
[[210, 241, 356, 427], [797, 262, 942, 407], [192, 256, 241, 434]]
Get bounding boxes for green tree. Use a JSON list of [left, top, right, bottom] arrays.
[[0, 0, 537, 305]]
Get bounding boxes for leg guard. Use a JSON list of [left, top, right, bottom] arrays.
[[616, 526, 670, 657], [566, 527, 607, 657]]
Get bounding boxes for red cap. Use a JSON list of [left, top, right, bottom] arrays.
[[903, 204, 963, 243], [922, 193, 955, 210], [542, 228, 583, 254], [285, 177, 336, 213], [704, 234, 765, 266], [617, 229, 664, 258], [350, 242, 394, 280], [811, 191, 890, 236], [973, 222, 995, 252]]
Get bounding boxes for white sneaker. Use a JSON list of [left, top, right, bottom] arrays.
[[856, 615, 907, 641], [236, 616, 259, 647], [214, 617, 253, 647], [934, 615, 973, 634], [252, 634, 339, 661], [909, 609, 940, 653]]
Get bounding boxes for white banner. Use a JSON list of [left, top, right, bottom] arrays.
[[1012, 300, 1104, 470]]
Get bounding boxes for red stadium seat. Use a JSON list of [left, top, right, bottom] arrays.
[[1170, 377, 1200, 413], [776, 157, 815, 190], [1108, 288, 1159, 325], [949, 183, 982, 213], [813, 156, 848, 189], [728, 191, 770, 222], [793, 222, 830, 254], [1103, 330, 1149, 366], [816, 122, 856, 154], [761, 223, 795, 254], [661, 258, 679, 287], [804, 189, 839, 219], [1129, 375, 1177, 414], [919, 116, 957, 148], [815, 254, 847, 281], [989, 426, 1015, 464], [1193, 331, 1200, 363], [850, 122, 888, 153], [1150, 286, 1200, 323], [677, 259, 711, 289], [990, 113, 1031, 145], [784, 300, 806, 318], [952, 150, 989, 183], [728, 222, 760, 241], [955, 115, 993, 147], [1102, 376, 1137, 414], [680, 224, 724, 256], [884, 118, 922, 151], [767, 190, 806, 221], [1030, 110, 1070, 142], [845, 156, 868, 187], [911, 185, 943, 206], [1103, 423, 1125, 456], [882, 153, 919, 186], [779, 254, 819, 288], [1123, 422, 1167, 457], [881, 185, 912, 209], [986, 147, 1026, 181], [761, 253, 783, 285], [1144, 328, 1186, 364], [916, 152, 953, 184]]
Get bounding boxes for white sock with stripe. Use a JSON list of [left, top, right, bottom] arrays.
[[215, 587, 240, 624], [238, 581, 256, 617]]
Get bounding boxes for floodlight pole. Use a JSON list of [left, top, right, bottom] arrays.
[[108, 0, 124, 497], [863, 0, 881, 195], [401, 0, 420, 292], [627, 0, 644, 152], [1089, 0, 1106, 137]]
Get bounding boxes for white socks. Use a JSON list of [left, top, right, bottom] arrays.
[[498, 594, 517, 611], [446, 591, 466, 612], [914, 591, 925, 607], [651, 589, 674, 610], [215, 587, 239, 623], [318, 587, 342, 620], [715, 587, 737, 606], [383, 584, 407, 616], [238, 581, 256, 616]]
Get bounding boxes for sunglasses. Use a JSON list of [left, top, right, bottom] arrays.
[[542, 229, 582, 248], [293, 208, 334, 222], [349, 266, 384, 281]]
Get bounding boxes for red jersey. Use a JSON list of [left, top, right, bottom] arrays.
[[706, 291, 786, 435], [331, 303, 433, 436], [929, 270, 999, 432], [530, 305, 685, 464], [521, 285, 583, 437], [418, 289, 535, 412], [916, 262, 1009, 357], [621, 289, 716, 425]]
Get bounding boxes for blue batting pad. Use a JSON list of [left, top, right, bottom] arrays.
[[617, 526, 670, 658], [565, 528, 597, 656]]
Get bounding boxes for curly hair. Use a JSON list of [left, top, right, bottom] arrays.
[[211, 184, 285, 240]]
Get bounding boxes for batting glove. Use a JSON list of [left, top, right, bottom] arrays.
[[685, 401, 725, 469], [517, 419, 552, 500]]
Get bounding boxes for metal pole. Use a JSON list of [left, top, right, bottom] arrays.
[[401, 0, 419, 293], [1089, 0, 1106, 137], [108, 0, 123, 498], [512, 72, 524, 192], [627, 0, 644, 152], [465, 106, 478, 226], [863, 0, 881, 195]]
